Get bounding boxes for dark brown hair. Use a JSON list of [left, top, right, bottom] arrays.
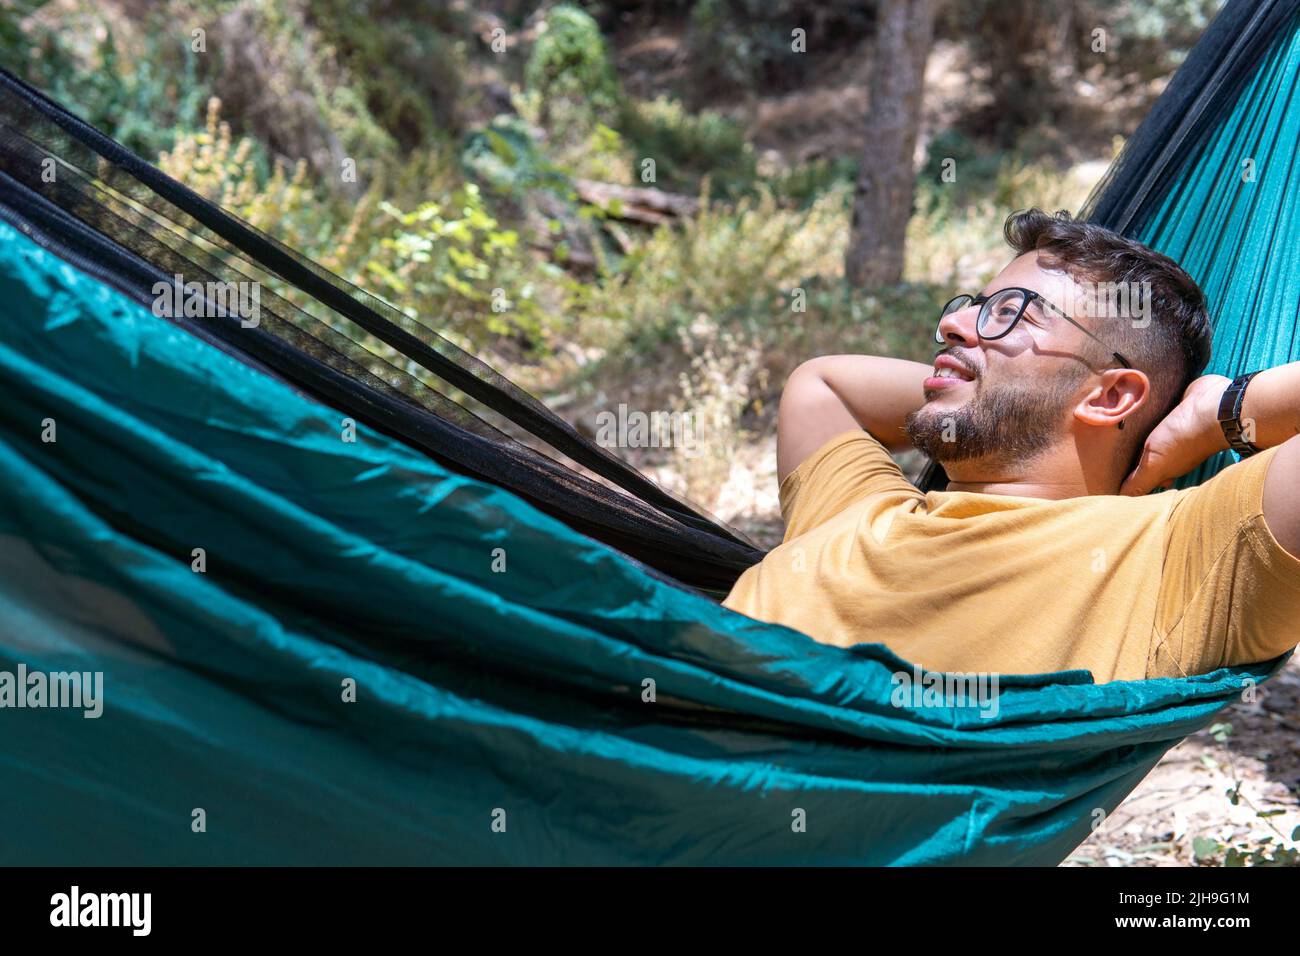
[[1003, 208, 1213, 462]]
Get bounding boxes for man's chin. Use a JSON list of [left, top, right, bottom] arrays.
[[921, 382, 976, 402], [903, 407, 968, 462], [914, 396, 972, 418]]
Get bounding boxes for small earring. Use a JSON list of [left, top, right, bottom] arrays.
[[1118, 420, 1125, 430]]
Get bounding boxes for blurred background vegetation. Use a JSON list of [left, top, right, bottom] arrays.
[[2, 0, 1224, 515]]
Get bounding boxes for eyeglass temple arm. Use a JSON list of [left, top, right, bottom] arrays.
[[1039, 298, 1132, 369]]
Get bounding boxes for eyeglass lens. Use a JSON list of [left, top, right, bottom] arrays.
[[936, 289, 1030, 343]]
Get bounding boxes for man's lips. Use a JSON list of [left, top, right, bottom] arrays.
[[924, 354, 977, 390], [923, 375, 969, 390]]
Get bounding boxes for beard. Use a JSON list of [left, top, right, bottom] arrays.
[[904, 372, 1084, 464]]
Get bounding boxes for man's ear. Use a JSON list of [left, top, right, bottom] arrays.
[[1076, 368, 1148, 429]]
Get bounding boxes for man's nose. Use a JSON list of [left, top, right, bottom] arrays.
[[936, 303, 980, 347]]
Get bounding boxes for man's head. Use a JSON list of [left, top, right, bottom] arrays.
[[904, 208, 1212, 488]]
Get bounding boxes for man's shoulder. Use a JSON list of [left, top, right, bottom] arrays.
[[780, 429, 921, 542]]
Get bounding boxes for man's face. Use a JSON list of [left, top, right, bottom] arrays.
[[905, 252, 1101, 467]]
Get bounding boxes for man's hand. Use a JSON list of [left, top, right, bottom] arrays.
[[1119, 374, 1232, 496]]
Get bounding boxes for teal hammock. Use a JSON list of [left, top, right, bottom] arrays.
[[0, 0, 1297, 865], [1140, 6, 1300, 487]]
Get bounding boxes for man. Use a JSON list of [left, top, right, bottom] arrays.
[[722, 208, 1300, 683]]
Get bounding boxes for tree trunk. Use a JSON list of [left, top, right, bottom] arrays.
[[845, 0, 938, 288]]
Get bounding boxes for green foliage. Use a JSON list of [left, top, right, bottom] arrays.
[[907, 152, 1094, 290], [1101, 0, 1225, 60], [159, 99, 325, 253], [574, 181, 935, 399], [581, 184, 837, 352], [766, 156, 858, 208], [939, 0, 1227, 145], [367, 184, 554, 345], [618, 96, 757, 198], [1, 1, 208, 159], [5, 0, 1228, 500], [513, 6, 635, 182], [461, 116, 573, 200], [683, 0, 874, 101], [919, 131, 1013, 206], [525, 5, 621, 142], [302, 0, 472, 149], [161, 101, 557, 354], [203, 0, 402, 178], [1192, 832, 1300, 867]]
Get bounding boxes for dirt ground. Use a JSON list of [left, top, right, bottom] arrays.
[[1067, 655, 1300, 867]]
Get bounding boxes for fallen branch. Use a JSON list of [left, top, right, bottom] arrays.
[[572, 178, 699, 225]]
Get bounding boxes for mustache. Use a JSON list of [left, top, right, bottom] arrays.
[[935, 348, 980, 378]]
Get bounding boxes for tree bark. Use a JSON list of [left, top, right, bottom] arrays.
[[845, 0, 938, 288]]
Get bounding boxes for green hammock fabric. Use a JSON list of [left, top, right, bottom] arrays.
[[1137, 4, 1300, 487], [0, 219, 1288, 865]]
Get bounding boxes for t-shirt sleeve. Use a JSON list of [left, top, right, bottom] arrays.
[[778, 429, 920, 541], [1156, 444, 1300, 673]]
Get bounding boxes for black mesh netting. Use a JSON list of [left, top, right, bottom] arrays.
[[0, 67, 764, 596]]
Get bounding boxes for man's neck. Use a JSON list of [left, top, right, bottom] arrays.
[[939, 442, 1121, 500]]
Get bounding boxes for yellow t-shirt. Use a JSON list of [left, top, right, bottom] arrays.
[[722, 430, 1300, 682]]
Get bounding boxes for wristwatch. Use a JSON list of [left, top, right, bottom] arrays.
[[1217, 371, 1261, 458]]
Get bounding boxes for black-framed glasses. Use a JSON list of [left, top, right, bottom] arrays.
[[936, 287, 1133, 371]]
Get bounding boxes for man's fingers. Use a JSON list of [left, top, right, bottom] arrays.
[[1122, 445, 1184, 495], [1122, 471, 1174, 496], [1120, 469, 1152, 496], [1122, 448, 1152, 496], [1121, 445, 1172, 496]]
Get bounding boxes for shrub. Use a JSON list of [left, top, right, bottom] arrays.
[[2, 1, 208, 159], [461, 115, 573, 200], [672, 315, 767, 509], [367, 184, 555, 347], [524, 5, 621, 148], [682, 0, 875, 101], [160, 99, 560, 358], [617, 96, 757, 197]]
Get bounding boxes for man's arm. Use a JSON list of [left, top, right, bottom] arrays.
[[777, 355, 931, 483], [1263, 435, 1300, 559], [1122, 362, 1300, 558], [1244, 365, 1300, 559]]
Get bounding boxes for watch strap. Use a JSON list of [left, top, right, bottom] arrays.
[[1217, 371, 1262, 457]]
